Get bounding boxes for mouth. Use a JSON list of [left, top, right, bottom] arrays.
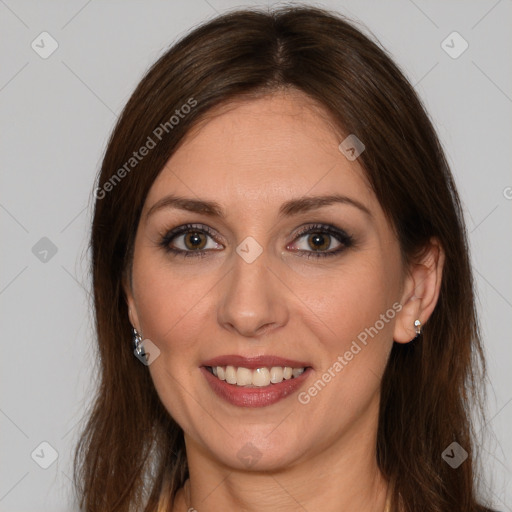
[[200, 355, 313, 407], [204, 365, 308, 387]]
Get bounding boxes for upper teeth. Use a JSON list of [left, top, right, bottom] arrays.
[[211, 365, 305, 387]]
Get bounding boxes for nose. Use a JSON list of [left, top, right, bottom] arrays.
[[217, 250, 290, 338]]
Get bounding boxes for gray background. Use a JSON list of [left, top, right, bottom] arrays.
[[1, 1, 510, 510]]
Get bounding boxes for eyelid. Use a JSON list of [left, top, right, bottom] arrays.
[[292, 223, 352, 242]]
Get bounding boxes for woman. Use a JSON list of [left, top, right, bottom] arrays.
[[74, 6, 497, 511]]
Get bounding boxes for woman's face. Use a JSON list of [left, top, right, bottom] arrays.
[[127, 90, 410, 471]]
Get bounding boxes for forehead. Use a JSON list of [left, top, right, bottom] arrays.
[[144, 90, 376, 214]]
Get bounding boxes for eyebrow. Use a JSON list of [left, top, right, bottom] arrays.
[[145, 193, 372, 220]]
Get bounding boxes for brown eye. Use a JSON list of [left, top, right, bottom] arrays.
[[307, 232, 331, 251], [184, 231, 207, 250], [161, 224, 224, 256], [287, 223, 354, 259], [294, 231, 340, 253]]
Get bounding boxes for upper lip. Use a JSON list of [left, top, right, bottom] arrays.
[[202, 354, 311, 370]]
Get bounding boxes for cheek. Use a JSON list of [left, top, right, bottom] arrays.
[[130, 250, 215, 366], [306, 258, 398, 341], [300, 259, 400, 409], [295, 264, 397, 417], [131, 256, 218, 429]]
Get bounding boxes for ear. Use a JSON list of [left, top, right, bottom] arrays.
[[123, 271, 141, 333], [393, 237, 445, 343]]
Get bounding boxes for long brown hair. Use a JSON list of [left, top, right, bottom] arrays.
[[74, 6, 493, 511]]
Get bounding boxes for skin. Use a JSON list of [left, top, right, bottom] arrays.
[[125, 89, 444, 512]]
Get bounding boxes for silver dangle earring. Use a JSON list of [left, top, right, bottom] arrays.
[[132, 327, 145, 358], [413, 319, 422, 340]]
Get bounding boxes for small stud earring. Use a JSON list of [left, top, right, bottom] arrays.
[[413, 319, 422, 340]]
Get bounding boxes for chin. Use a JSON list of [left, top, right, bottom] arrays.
[[200, 429, 308, 472]]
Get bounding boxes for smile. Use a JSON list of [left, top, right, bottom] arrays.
[[206, 365, 306, 387], [201, 365, 312, 408]]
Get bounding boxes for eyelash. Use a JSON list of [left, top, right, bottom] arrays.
[[158, 223, 354, 259]]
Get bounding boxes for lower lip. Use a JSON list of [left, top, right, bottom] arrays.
[[201, 367, 312, 408]]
